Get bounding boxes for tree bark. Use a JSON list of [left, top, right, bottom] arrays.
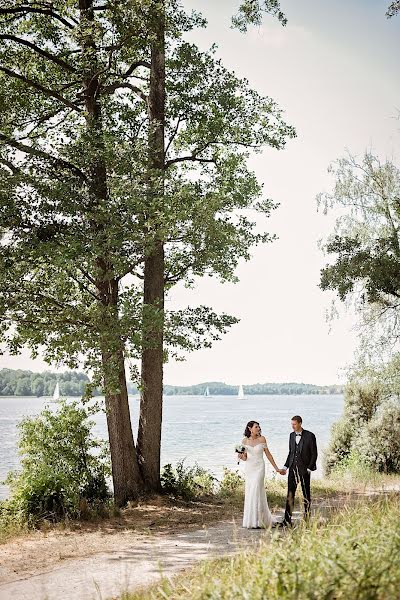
[[79, 0, 142, 504], [137, 1, 166, 491], [99, 284, 143, 505]]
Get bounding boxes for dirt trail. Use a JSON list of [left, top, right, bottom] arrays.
[[0, 518, 270, 600]]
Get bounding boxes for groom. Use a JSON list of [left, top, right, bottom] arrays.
[[281, 415, 317, 526]]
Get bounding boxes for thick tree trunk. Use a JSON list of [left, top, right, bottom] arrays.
[[138, 242, 165, 490], [137, 1, 166, 491], [101, 337, 143, 505], [98, 275, 143, 505], [80, 0, 142, 504]]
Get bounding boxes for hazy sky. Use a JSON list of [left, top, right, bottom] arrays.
[[1, 0, 399, 385]]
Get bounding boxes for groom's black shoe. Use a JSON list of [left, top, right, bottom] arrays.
[[275, 520, 291, 528], [281, 520, 292, 528]]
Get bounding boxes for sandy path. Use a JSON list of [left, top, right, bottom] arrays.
[[0, 519, 270, 600]]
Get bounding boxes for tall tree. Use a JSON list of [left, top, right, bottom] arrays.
[[136, 0, 166, 490], [0, 1, 294, 499], [136, 0, 294, 491], [0, 0, 152, 504]]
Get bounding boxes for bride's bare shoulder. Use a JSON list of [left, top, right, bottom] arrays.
[[259, 435, 267, 443], [242, 437, 248, 445]]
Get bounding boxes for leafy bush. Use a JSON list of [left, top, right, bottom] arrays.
[[1, 401, 110, 526], [218, 468, 244, 498], [323, 415, 356, 474], [160, 461, 216, 500], [324, 376, 400, 475], [330, 448, 371, 481], [354, 399, 400, 473]]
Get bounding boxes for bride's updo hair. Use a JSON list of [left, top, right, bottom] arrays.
[[244, 420, 260, 438]]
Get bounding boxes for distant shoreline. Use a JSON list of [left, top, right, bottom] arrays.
[[0, 391, 344, 399], [0, 368, 344, 397]]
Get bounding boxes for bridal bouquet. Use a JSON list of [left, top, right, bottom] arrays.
[[235, 444, 246, 464]]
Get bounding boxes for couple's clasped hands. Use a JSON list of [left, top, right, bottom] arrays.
[[276, 468, 287, 475]]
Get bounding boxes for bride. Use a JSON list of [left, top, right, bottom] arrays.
[[238, 420, 284, 529]]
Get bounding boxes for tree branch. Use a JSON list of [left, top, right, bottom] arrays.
[[102, 81, 148, 103], [21, 110, 74, 142], [77, 267, 97, 286], [122, 60, 151, 79], [0, 7, 76, 29], [0, 133, 87, 181], [165, 115, 184, 157], [165, 141, 217, 168], [165, 155, 215, 168], [164, 264, 192, 284], [0, 158, 20, 175], [67, 271, 99, 301], [0, 35, 76, 73], [0, 65, 81, 112]]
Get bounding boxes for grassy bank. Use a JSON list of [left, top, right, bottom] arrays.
[[126, 493, 400, 600]]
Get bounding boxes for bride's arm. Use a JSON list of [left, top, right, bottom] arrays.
[[238, 438, 248, 461], [261, 437, 281, 472]]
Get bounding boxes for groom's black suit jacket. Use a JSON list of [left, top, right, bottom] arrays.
[[284, 429, 318, 476]]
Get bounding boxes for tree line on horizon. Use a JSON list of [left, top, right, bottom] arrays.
[[0, 368, 343, 397]]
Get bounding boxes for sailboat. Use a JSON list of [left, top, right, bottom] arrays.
[[204, 386, 210, 397], [237, 384, 245, 400], [52, 381, 61, 402]]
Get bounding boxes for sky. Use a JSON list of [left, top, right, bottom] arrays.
[[1, 0, 400, 386]]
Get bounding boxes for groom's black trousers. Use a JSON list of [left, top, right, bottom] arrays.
[[284, 466, 311, 524]]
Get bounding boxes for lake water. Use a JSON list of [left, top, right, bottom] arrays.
[[0, 394, 344, 499]]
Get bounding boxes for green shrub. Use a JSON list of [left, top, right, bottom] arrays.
[[354, 399, 400, 473], [218, 468, 244, 498], [323, 415, 356, 474], [1, 401, 110, 526], [324, 378, 400, 476], [160, 461, 217, 500], [330, 448, 371, 481]]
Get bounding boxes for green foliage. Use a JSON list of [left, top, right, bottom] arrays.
[[1, 401, 110, 526], [387, 1, 400, 18], [160, 461, 217, 500], [354, 399, 400, 473], [127, 495, 400, 600], [325, 359, 400, 475], [0, 0, 295, 386], [319, 153, 400, 342], [218, 468, 244, 498], [0, 0, 294, 499], [232, 1, 287, 32]]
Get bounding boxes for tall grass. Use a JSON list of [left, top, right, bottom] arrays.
[[126, 494, 400, 600]]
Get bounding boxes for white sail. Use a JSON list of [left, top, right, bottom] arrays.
[[53, 382, 60, 401], [204, 386, 210, 397], [237, 384, 245, 399]]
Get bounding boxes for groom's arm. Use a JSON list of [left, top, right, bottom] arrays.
[[308, 433, 318, 471], [284, 435, 291, 469]]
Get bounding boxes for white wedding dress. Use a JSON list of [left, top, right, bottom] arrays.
[[242, 443, 273, 529]]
